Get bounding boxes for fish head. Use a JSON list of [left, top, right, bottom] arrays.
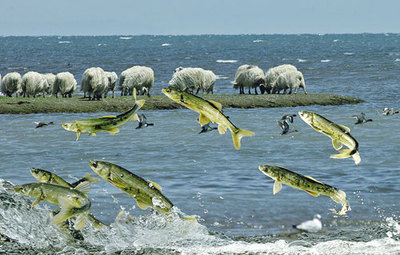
[[30, 168, 51, 182], [298, 111, 314, 124], [258, 165, 280, 179], [14, 183, 41, 197], [162, 87, 182, 102], [89, 160, 112, 179], [61, 122, 78, 132]]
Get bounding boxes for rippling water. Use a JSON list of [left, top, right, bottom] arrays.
[[1, 34, 400, 254]]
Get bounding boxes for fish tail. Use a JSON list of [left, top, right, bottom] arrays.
[[330, 149, 361, 165], [231, 128, 255, 150], [136, 99, 145, 108], [331, 189, 351, 215], [52, 197, 75, 225]]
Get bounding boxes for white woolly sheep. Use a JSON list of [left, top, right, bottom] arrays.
[[119, 66, 154, 96], [1, 72, 22, 97], [273, 70, 307, 94], [231, 65, 265, 94], [200, 70, 217, 94], [21, 71, 49, 98], [168, 67, 216, 94], [53, 72, 77, 98], [81, 67, 108, 100], [264, 64, 297, 94], [104, 71, 118, 98], [42, 73, 56, 95]]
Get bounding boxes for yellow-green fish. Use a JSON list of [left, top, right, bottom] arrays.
[[162, 88, 255, 150], [30, 168, 107, 229], [259, 165, 350, 215], [14, 181, 92, 230], [30, 168, 100, 188], [298, 110, 361, 165], [89, 160, 173, 213], [62, 92, 145, 140]]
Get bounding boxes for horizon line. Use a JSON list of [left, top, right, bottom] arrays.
[[0, 32, 399, 37]]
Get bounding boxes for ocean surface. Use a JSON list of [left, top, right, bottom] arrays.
[[0, 34, 400, 254]]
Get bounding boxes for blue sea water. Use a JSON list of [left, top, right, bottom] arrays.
[[0, 34, 400, 254]]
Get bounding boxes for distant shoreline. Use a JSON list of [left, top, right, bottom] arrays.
[[0, 94, 363, 114]]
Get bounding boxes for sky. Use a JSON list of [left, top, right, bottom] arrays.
[[1, 0, 399, 36]]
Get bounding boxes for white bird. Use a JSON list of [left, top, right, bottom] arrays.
[[382, 107, 399, 116], [293, 214, 322, 233]]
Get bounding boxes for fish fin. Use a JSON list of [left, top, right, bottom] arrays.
[[330, 148, 360, 164], [182, 216, 198, 221], [136, 200, 150, 210], [338, 124, 351, 133], [273, 180, 282, 195], [231, 128, 255, 150], [31, 198, 41, 207], [76, 131, 81, 141], [52, 197, 74, 225], [90, 132, 96, 136], [99, 115, 116, 119], [207, 100, 223, 111], [147, 180, 162, 191], [135, 99, 146, 108], [88, 213, 108, 229], [130, 113, 139, 122], [332, 139, 343, 150], [304, 175, 324, 184], [218, 125, 228, 134], [107, 128, 120, 134], [82, 173, 101, 183], [74, 181, 91, 194], [351, 151, 361, 165], [199, 113, 211, 125], [305, 190, 320, 197], [74, 213, 87, 230]]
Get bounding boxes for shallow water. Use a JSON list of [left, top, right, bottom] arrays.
[[1, 34, 400, 254]]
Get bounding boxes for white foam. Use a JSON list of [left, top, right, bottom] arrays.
[[216, 60, 238, 63], [119, 37, 132, 40], [161, 43, 171, 47], [216, 75, 229, 80], [58, 41, 70, 44], [321, 59, 331, 63], [333, 39, 340, 42], [253, 39, 263, 43], [394, 58, 400, 62], [344, 52, 354, 55], [297, 59, 307, 63]]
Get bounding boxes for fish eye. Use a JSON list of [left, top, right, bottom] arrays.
[[91, 161, 98, 168], [120, 173, 124, 178]]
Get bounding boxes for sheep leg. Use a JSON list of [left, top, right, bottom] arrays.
[[254, 86, 258, 95], [195, 87, 200, 94], [248, 87, 251, 94]]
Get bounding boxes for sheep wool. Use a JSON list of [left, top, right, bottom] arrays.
[[1, 72, 22, 97], [53, 72, 77, 98]]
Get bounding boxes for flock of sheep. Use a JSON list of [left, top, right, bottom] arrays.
[[0, 64, 306, 99]]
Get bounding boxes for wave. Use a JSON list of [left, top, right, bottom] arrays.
[[344, 52, 354, 55], [58, 41, 70, 44], [253, 40, 263, 43], [119, 37, 132, 40], [321, 59, 331, 63], [161, 43, 171, 47], [1, 179, 400, 254], [216, 75, 229, 80], [394, 58, 400, 62], [297, 59, 307, 63], [216, 60, 238, 63]]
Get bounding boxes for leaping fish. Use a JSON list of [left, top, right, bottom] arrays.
[[162, 88, 255, 149], [298, 110, 361, 165], [89, 160, 173, 214], [62, 89, 145, 140], [30, 168, 107, 229], [258, 165, 350, 215], [14, 181, 92, 230]]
